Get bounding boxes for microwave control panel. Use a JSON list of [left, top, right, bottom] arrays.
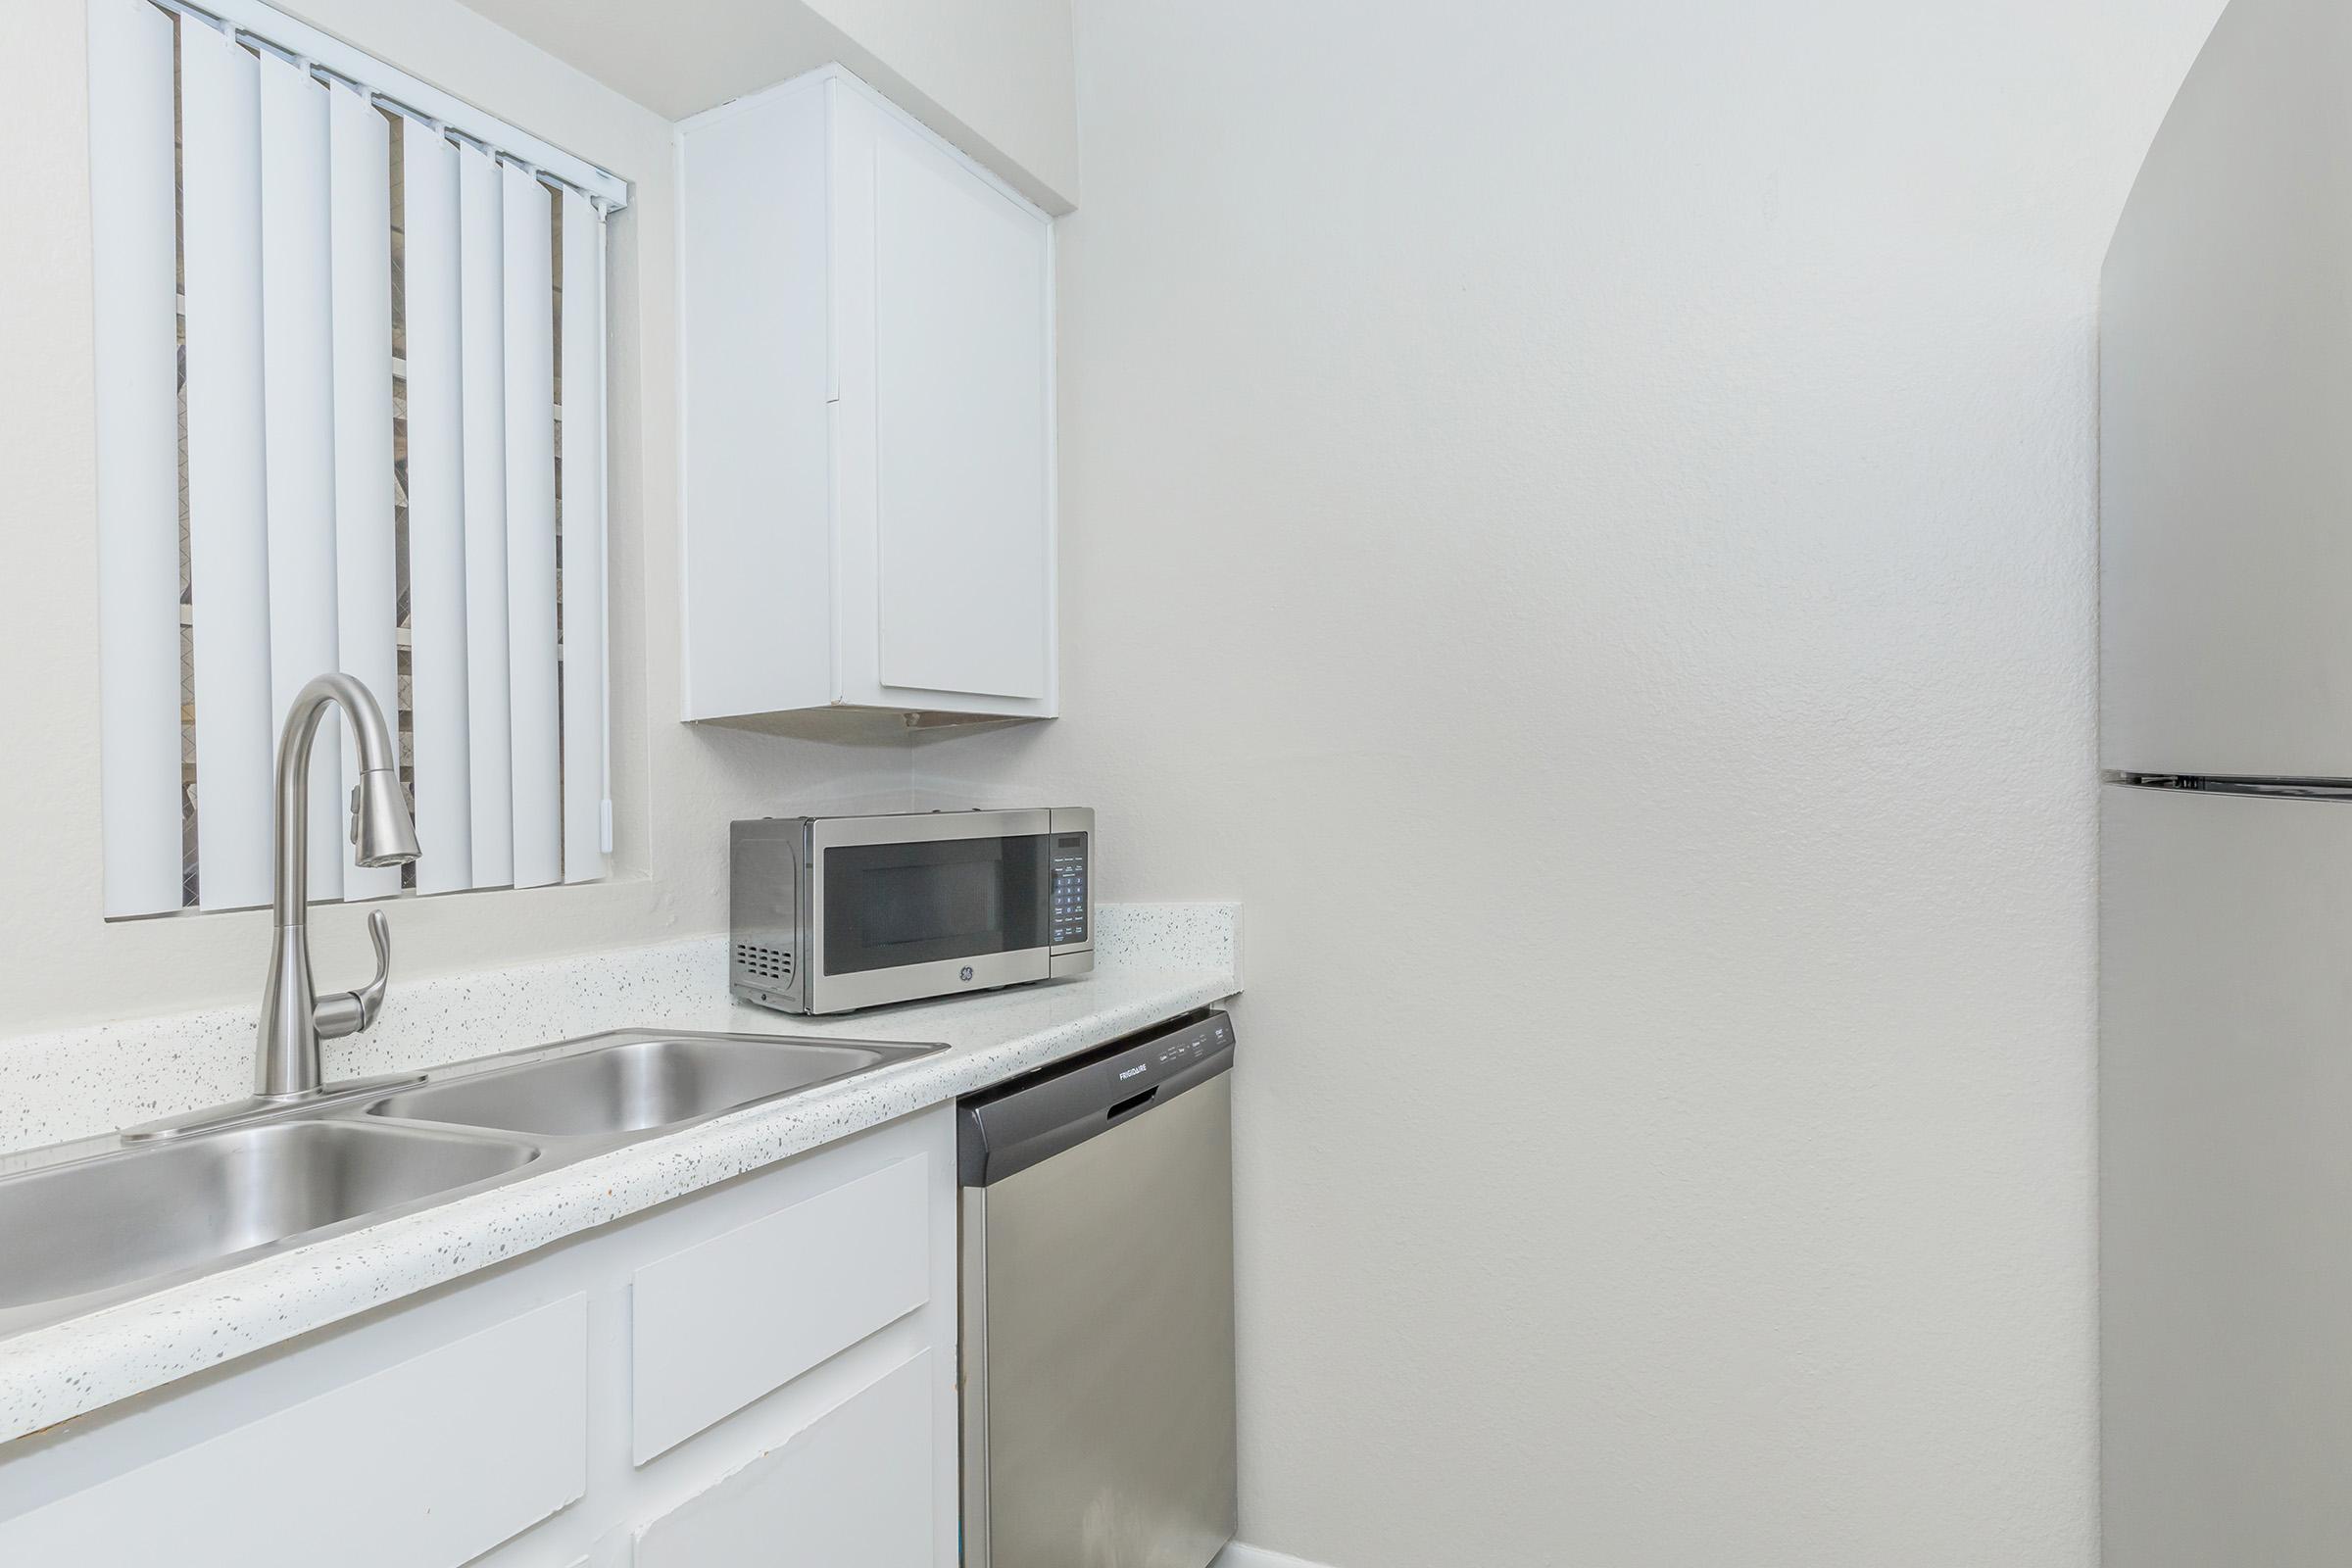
[[1051, 834, 1090, 947]]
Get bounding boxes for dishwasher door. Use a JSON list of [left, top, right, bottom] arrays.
[[959, 1011, 1238, 1568]]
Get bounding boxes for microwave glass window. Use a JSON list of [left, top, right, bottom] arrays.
[[822, 834, 1050, 975]]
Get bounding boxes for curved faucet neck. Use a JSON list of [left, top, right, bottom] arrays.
[[270, 674, 399, 930]]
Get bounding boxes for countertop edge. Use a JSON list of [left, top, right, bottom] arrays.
[[0, 963, 1240, 1446]]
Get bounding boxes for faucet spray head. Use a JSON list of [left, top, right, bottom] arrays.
[[350, 769, 422, 867]]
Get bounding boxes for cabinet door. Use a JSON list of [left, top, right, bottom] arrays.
[[677, 76, 835, 722], [0, 1295, 588, 1568], [633, 1350, 937, 1567], [834, 86, 1054, 710], [630, 1152, 932, 1462]]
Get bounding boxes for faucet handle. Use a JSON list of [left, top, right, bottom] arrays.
[[314, 910, 395, 1041], [356, 908, 394, 1028]]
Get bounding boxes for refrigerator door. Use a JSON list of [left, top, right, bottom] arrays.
[[2102, 783, 2352, 1564], [2101, 1, 2352, 776]]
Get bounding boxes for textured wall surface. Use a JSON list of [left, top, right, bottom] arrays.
[[913, 2, 2228, 1562]]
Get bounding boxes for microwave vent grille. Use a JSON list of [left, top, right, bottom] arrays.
[[736, 944, 793, 983]]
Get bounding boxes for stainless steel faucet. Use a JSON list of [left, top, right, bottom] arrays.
[[254, 672, 422, 1101], [124, 672, 425, 1142]]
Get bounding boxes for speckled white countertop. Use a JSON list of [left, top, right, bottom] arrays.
[[0, 903, 1240, 1445]]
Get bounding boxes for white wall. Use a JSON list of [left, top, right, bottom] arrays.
[[0, 0, 914, 1034], [801, 0, 1077, 207], [913, 1, 2227, 1562]]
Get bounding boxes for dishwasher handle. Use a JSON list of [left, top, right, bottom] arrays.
[[958, 1010, 1236, 1187], [1106, 1084, 1159, 1121]]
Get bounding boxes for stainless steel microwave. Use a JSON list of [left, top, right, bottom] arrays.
[[729, 808, 1095, 1014]]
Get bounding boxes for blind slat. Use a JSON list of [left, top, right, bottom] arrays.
[[330, 85, 403, 902], [458, 143, 514, 889], [402, 117, 474, 896], [180, 21, 274, 912], [503, 163, 561, 890], [560, 188, 611, 884], [258, 48, 343, 904], [88, 0, 185, 917]]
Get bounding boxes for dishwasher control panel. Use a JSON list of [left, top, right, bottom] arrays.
[[1152, 1015, 1232, 1071]]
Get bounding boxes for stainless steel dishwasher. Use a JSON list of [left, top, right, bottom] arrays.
[[958, 1009, 1239, 1568]]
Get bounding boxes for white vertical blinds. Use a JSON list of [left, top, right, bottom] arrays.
[[85, 0, 621, 917], [560, 188, 611, 883], [329, 82, 403, 904], [88, 0, 183, 919], [503, 161, 563, 891], [259, 47, 343, 903], [401, 115, 474, 898], [458, 144, 515, 891], [179, 18, 276, 913]]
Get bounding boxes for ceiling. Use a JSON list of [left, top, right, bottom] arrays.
[[456, 0, 849, 122], [456, 0, 1078, 212]]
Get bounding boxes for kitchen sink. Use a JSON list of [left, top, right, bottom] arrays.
[[0, 1029, 942, 1335], [365, 1033, 936, 1138], [0, 1120, 536, 1313]]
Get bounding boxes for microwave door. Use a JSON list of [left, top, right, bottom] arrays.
[[807, 811, 1055, 1012]]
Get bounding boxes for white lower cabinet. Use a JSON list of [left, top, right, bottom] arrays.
[[0, 1295, 589, 1568], [0, 1105, 957, 1568], [631, 1153, 933, 1463], [635, 1350, 937, 1567]]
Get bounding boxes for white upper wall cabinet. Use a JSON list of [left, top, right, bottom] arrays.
[[680, 67, 1057, 726]]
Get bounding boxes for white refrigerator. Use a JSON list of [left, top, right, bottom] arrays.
[[2102, 3, 2352, 1563]]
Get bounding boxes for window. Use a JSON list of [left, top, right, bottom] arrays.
[[87, 0, 624, 916]]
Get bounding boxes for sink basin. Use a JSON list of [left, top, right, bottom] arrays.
[[366, 1034, 933, 1138], [0, 1121, 535, 1312], [0, 1030, 936, 1335]]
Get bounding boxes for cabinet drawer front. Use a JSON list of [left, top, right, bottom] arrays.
[[0, 1295, 588, 1568], [631, 1152, 931, 1462], [635, 1349, 936, 1568]]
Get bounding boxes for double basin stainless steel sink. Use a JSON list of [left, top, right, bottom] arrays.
[[0, 1031, 941, 1334]]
